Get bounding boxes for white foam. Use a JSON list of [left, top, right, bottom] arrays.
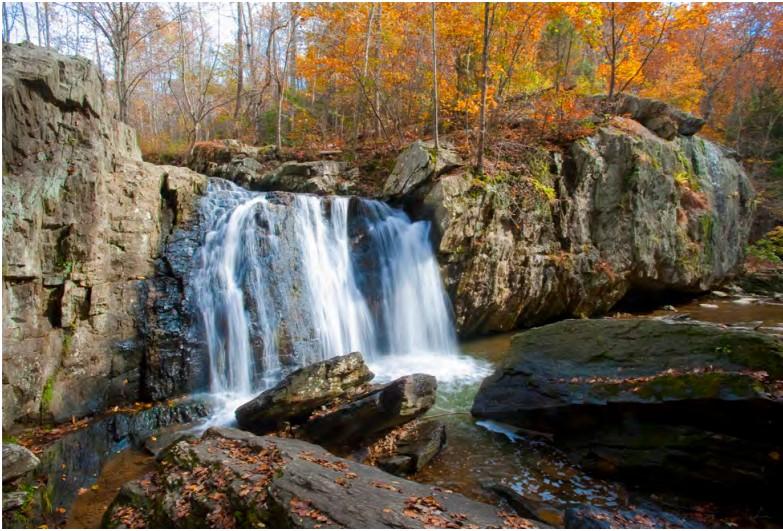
[[368, 350, 492, 386]]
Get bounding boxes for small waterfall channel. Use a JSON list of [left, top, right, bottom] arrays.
[[190, 179, 485, 420]]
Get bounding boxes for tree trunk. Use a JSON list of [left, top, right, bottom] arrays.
[[44, 2, 50, 48], [21, 4, 29, 42], [431, 2, 439, 152], [233, 1, 244, 137], [607, 4, 617, 98], [476, 2, 493, 175]]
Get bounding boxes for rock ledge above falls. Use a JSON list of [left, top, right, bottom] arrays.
[[385, 116, 755, 336]]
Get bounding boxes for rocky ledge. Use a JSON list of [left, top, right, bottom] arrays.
[[383, 116, 754, 337], [104, 426, 541, 529], [471, 318, 783, 505]]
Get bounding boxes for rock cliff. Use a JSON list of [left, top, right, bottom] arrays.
[[2, 43, 206, 427], [388, 117, 755, 336]]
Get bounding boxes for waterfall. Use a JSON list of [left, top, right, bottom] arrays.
[[191, 178, 484, 412]]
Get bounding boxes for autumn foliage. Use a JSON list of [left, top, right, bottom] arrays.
[[2, 2, 782, 168]]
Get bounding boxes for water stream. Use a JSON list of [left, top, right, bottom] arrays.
[[190, 179, 488, 421]]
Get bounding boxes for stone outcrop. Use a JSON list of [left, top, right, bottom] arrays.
[[2, 444, 40, 483], [471, 318, 783, 500], [188, 140, 358, 194], [2, 43, 207, 427], [593, 93, 706, 140], [383, 140, 463, 200], [390, 116, 754, 336], [235, 352, 374, 433], [104, 426, 541, 529], [303, 374, 437, 447]]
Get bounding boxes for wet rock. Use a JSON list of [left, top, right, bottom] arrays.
[[487, 483, 565, 527], [259, 160, 357, 194], [471, 319, 783, 500], [383, 140, 462, 200], [303, 374, 437, 447], [28, 398, 212, 527], [2, 444, 40, 483], [377, 420, 447, 476], [2, 491, 28, 512], [389, 115, 753, 336], [2, 43, 207, 427], [143, 422, 200, 458], [563, 504, 701, 529], [104, 426, 541, 528], [235, 352, 374, 433]]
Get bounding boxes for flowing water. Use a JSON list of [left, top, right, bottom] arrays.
[[191, 179, 488, 421]]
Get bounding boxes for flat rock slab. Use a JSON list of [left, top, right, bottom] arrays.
[[104, 426, 541, 529]]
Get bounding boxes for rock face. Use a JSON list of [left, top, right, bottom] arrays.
[[2, 444, 40, 483], [189, 140, 357, 194], [391, 116, 754, 336], [303, 374, 437, 447], [104, 426, 540, 529], [471, 319, 783, 499], [2, 43, 207, 427], [235, 352, 374, 432]]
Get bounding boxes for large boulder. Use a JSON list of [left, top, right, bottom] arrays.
[[103, 426, 541, 529], [471, 318, 783, 500], [235, 352, 374, 432], [303, 374, 437, 447], [383, 140, 462, 200], [2, 444, 40, 483], [390, 117, 754, 336], [2, 43, 207, 427], [594, 93, 706, 140]]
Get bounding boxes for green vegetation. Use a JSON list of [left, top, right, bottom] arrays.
[[747, 226, 783, 264]]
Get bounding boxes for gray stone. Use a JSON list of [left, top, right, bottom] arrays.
[[104, 426, 542, 528], [389, 117, 754, 337], [2, 444, 40, 483], [303, 374, 437, 447], [383, 140, 462, 200], [377, 420, 447, 475], [235, 352, 374, 433], [2, 43, 207, 427]]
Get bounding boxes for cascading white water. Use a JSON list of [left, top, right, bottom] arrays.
[[191, 178, 487, 417]]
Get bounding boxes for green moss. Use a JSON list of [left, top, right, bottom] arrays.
[[40, 376, 55, 415], [531, 179, 556, 202], [747, 226, 783, 264]]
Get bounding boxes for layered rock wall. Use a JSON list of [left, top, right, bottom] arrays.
[[2, 43, 206, 427]]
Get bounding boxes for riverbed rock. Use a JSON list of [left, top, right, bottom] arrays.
[[303, 374, 437, 447], [2, 444, 40, 483], [471, 318, 783, 499], [377, 420, 447, 476], [235, 352, 374, 433], [2, 43, 208, 427], [103, 426, 540, 529], [390, 112, 754, 336]]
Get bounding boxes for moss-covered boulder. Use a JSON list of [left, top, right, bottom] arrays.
[[235, 352, 374, 433], [471, 319, 783, 501]]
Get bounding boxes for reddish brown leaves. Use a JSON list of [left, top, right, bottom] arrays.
[[289, 497, 335, 527]]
